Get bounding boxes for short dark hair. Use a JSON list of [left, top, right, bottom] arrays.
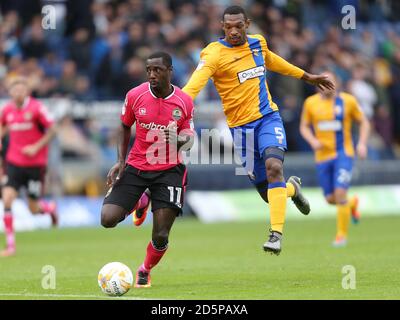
[[147, 51, 172, 67], [222, 5, 247, 20]]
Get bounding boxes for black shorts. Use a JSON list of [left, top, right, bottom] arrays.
[[4, 162, 46, 199], [103, 164, 188, 215]]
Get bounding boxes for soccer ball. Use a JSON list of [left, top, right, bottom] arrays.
[[98, 262, 133, 296]]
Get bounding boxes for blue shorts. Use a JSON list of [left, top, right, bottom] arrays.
[[316, 152, 353, 196], [230, 112, 287, 188]]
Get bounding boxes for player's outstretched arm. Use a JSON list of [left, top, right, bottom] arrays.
[[264, 50, 305, 79], [264, 49, 335, 90], [301, 72, 335, 91]]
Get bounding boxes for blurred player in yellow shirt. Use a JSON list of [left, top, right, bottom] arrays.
[[183, 5, 334, 254], [300, 72, 370, 247]]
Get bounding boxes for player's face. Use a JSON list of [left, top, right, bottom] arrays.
[[222, 14, 250, 46], [146, 58, 172, 90], [9, 82, 29, 105]]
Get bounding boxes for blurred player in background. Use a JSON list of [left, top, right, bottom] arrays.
[[183, 5, 334, 255], [101, 52, 194, 287], [300, 72, 370, 247], [0, 77, 58, 257]]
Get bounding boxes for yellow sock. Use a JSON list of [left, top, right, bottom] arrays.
[[286, 182, 295, 198], [349, 196, 357, 211], [336, 202, 351, 238], [267, 184, 287, 233]]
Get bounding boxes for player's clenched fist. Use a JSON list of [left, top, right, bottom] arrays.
[[163, 121, 178, 144]]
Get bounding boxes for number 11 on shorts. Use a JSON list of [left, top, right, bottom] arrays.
[[168, 186, 182, 207]]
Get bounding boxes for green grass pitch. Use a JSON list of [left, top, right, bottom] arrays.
[[0, 216, 399, 300]]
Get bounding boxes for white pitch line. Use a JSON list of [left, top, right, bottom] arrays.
[[0, 293, 153, 300]]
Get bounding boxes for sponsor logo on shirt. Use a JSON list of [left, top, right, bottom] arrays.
[[172, 108, 182, 121], [9, 122, 34, 131], [317, 120, 342, 131], [139, 121, 167, 130], [237, 66, 265, 84]]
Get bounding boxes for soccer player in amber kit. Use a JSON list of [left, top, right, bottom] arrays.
[[300, 72, 370, 246], [182, 6, 334, 254], [101, 52, 194, 287], [0, 78, 58, 257]]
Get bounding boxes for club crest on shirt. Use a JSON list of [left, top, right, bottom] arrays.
[[172, 108, 182, 120], [335, 105, 342, 115], [139, 107, 146, 115], [24, 112, 32, 121], [251, 48, 260, 56]]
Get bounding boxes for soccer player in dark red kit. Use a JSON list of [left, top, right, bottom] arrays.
[[101, 52, 194, 287], [0, 77, 58, 257]]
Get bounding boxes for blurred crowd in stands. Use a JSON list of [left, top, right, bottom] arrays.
[[1, 0, 400, 161]]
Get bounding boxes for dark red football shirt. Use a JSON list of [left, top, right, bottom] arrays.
[[1, 97, 54, 167], [121, 82, 194, 171]]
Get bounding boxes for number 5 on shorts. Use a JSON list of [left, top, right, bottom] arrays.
[[274, 127, 284, 144]]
